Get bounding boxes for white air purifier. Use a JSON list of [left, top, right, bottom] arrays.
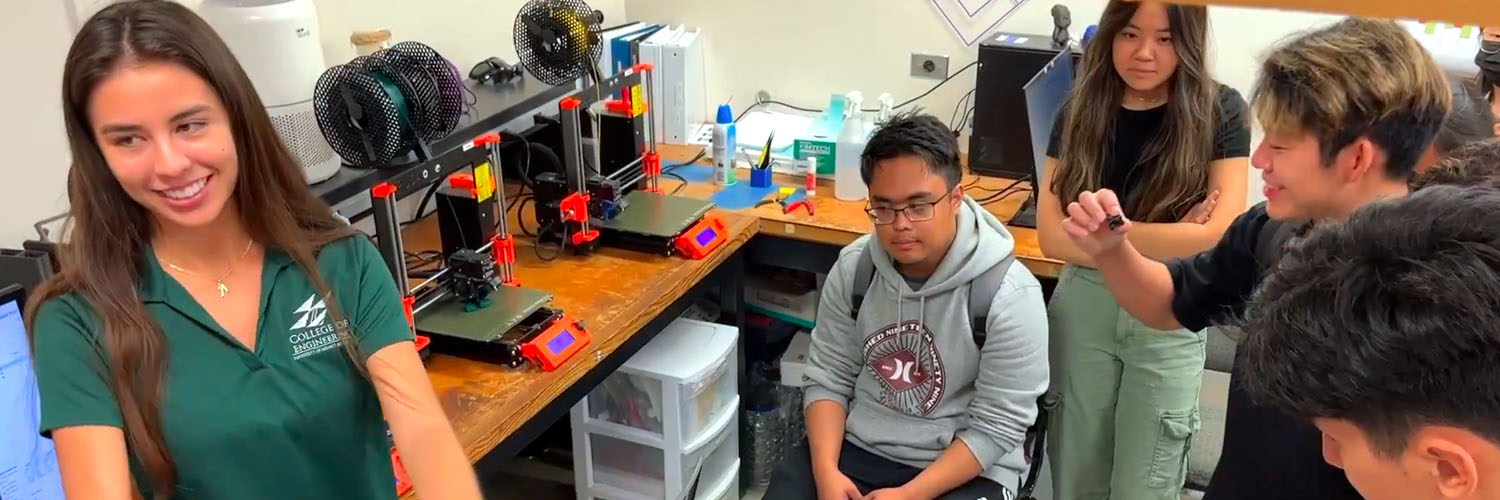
[[197, 0, 342, 184]]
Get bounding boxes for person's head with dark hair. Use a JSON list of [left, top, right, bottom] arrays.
[[1411, 137, 1500, 190], [860, 111, 963, 189], [1418, 77, 1498, 172], [859, 111, 965, 276], [1241, 184, 1500, 500], [1250, 17, 1450, 221]]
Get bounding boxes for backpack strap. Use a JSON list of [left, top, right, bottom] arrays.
[[967, 252, 1015, 348], [1017, 391, 1060, 499], [849, 244, 877, 322]]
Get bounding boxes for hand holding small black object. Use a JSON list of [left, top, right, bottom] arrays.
[[1106, 214, 1125, 231]]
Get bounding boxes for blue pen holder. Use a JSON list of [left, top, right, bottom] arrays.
[[750, 168, 772, 188]]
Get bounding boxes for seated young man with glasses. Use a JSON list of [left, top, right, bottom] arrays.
[[765, 112, 1049, 500]]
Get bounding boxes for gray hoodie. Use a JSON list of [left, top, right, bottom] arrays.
[[803, 195, 1049, 490]]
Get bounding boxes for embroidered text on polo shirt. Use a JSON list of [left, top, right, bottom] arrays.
[[289, 294, 348, 360]]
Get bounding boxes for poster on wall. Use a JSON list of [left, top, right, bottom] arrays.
[[931, 0, 1034, 46]]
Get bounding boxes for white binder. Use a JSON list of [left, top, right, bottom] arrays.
[[665, 29, 705, 145], [639, 26, 681, 140]]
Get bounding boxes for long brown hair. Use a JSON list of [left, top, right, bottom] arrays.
[[25, 1, 360, 496], [1050, 0, 1217, 222]]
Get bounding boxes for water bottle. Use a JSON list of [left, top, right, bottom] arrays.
[[712, 104, 736, 185]]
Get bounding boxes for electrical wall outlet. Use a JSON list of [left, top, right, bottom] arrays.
[[910, 53, 949, 80]]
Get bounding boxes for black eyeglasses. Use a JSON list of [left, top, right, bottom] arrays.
[[866, 192, 951, 225]]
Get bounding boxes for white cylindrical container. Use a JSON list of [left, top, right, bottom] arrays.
[[197, 0, 342, 184]]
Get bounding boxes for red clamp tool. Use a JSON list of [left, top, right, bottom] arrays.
[[783, 200, 815, 216]]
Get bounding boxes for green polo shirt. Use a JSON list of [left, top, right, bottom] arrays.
[[31, 234, 413, 499]]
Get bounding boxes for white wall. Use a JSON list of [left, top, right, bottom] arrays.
[[622, 0, 1344, 205], [1, 2, 76, 248], [0, 0, 626, 248]]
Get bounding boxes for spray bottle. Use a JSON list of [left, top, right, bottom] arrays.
[[834, 91, 868, 201], [712, 104, 736, 185], [877, 93, 895, 125]]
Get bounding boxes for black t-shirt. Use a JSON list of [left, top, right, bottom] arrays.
[[1165, 203, 1360, 500], [1047, 84, 1251, 221]]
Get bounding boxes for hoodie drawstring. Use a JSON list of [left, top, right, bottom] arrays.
[[891, 277, 927, 329], [918, 295, 926, 330], [894, 279, 903, 327]]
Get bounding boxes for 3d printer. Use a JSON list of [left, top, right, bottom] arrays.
[[531, 64, 729, 259], [369, 133, 589, 372]]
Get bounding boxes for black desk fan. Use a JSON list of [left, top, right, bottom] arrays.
[[313, 41, 466, 168], [513, 0, 604, 87]]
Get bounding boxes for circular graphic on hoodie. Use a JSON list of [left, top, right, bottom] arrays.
[[863, 320, 945, 416]]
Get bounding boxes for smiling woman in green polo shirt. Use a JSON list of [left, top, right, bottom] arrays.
[[22, 1, 482, 499]]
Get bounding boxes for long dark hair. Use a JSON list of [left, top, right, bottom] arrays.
[[25, 1, 360, 496], [1050, 0, 1217, 222]]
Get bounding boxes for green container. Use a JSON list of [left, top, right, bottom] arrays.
[[793, 94, 851, 176], [795, 135, 838, 175]]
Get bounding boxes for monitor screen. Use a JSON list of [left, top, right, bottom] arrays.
[[0, 290, 65, 500], [1023, 47, 1076, 190]]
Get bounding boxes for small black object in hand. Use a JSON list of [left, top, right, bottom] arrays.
[[1106, 214, 1125, 231]]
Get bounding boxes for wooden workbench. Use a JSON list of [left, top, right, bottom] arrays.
[[654, 144, 1065, 278], [398, 209, 757, 500]]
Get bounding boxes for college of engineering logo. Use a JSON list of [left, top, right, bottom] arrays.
[[287, 294, 347, 360], [862, 320, 946, 416]]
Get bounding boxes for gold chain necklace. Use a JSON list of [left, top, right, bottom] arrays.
[[1131, 94, 1165, 105], [162, 240, 254, 298]]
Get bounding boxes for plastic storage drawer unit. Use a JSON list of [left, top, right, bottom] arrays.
[[582, 318, 738, 444], [572, 318, 742, 500], [579, 401, 738, 500]]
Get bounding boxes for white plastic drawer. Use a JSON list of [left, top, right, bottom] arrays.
[[585, 334, 736, 444], [586, 407, 738, 500], [700, 460, 740, 500]]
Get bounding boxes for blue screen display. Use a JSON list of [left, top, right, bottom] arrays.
[[695, 227, 718, 247], [0, 298, 65, 500], [548, 330, 576, 354]]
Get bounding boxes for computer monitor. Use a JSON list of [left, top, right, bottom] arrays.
[[0, 284, 65, 500], [1008, 46, 1076, 229]]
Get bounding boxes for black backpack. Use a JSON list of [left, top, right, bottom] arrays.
[[848, 244, 1053, 500]]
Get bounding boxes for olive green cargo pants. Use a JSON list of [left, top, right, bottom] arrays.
[[1046, 265, 1204, 500]]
